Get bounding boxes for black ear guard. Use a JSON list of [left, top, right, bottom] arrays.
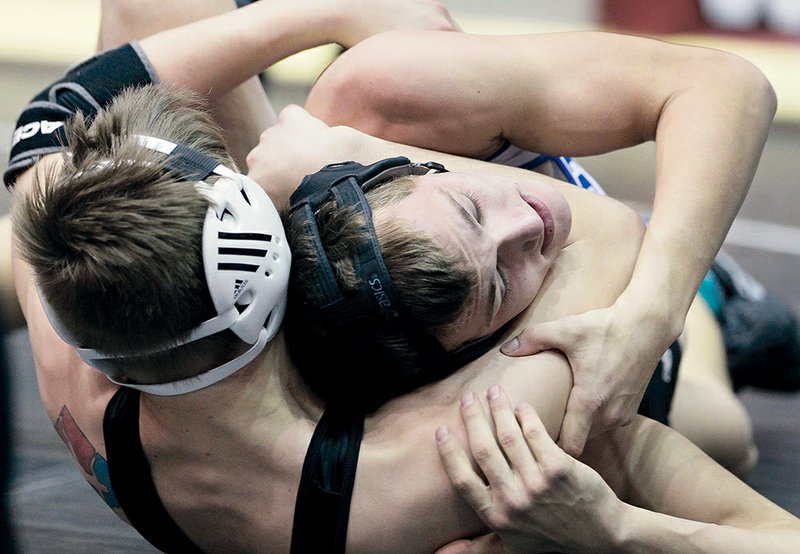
[[288, 157, 445, 330], [287, 157, 507, 404]]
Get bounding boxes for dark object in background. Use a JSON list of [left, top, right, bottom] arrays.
[[600, 0, 706, 34], [711, 254, 800, 393]]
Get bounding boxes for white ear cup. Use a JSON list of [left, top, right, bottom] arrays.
[[41, 135, 291, 395], [201, 173, 290, 345]]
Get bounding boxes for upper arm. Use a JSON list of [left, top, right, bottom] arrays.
[[306, 30, 690, 158], [307, 30, 766, 160]]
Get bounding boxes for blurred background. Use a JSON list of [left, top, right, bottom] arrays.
[[1, 1, 798, 552]]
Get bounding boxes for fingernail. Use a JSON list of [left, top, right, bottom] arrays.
[[461, 392, 474, 408], [487, 385, 501, 400], [501, 336, 519, 353], [436, 425, 450, 442]]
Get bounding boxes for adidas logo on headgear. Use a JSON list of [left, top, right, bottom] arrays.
[[233, 278, 248, 300]]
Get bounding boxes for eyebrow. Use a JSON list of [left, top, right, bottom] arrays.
[[441, 190, 497, 324]]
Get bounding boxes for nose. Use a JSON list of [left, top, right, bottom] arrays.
[[493, 203, 542, 261]]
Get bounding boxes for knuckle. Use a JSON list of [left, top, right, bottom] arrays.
[[578, 390, 606, 413], [450, 475, 473, 495], [605, 405, 633, 427], [502, 494, 530, 518], [471, 445, 493, 465], [522, 423, 542, 442], [485, 512, 512, 532], [525, 478, 547, 497], [497, 430, 518, 450], [542, 462, 570, 483]]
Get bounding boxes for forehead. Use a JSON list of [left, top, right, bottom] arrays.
[[375, 173, 493, 343], [378, 173, 478, 241]]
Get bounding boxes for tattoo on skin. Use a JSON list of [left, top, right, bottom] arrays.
[[54, 405, 119, 508]]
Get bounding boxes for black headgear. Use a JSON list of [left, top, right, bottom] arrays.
[[287, 157, 506, 409]]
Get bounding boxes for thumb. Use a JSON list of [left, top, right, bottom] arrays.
[[500, 320, 566, 357]]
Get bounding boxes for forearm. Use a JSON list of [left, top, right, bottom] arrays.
[[138, 0, 345, 100], [623, 51, 776, 339], [584, 417, 800, 553], [311, 32, 776, 332], [618, 505, 800, 554], [100, 0, 274, 168]]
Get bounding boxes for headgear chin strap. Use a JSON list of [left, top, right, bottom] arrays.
[[40, 135, 290, 396], [288, 157, 505, 395]]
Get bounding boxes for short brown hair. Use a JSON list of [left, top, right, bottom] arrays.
[[14, 84, 242, 383], [284, 176, 476, 408]]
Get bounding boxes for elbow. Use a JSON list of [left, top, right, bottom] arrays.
[[734, 55, 777, 122], [306, 38, 393, 132], [307, 32, 424, 137], [714, 51, 778, 123]]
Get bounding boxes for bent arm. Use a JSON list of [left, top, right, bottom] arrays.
[[136, 0, 456, 102], [307, 30, 777, 450], [436, 386, 800, 553], [104, 1, 456, 165], [308, 28, 775, 340]]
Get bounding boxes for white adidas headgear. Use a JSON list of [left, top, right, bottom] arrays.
[[40, 135, 290, 395]]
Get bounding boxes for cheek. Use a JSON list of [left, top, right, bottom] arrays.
[[516, 265, 548, 307]]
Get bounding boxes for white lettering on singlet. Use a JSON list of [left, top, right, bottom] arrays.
[[11, 120, 64, 148]]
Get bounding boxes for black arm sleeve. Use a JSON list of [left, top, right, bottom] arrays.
[[4, 42, 157, 189]]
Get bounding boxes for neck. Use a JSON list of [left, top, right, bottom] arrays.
[[140, 331, 324, 423]]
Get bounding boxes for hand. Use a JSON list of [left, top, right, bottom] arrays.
[[332, 0, 460, 48], [436, 386, 623, 554], [246, 105, 364, 209], [500, 299, 674, 457]]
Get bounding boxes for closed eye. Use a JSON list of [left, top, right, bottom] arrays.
[[463, 191, 484, 223], [463, 192, 510, 311], [497, 264, 510, 304]]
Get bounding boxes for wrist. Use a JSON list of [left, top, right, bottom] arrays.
[[593, 496, 631, 553], [612, 502, 640, 553], [616, 281, 685, 345], [319, 0, 359, 46]]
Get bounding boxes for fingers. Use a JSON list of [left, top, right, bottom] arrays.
[[437, 387, 530, 516], [436, 423, 492, 513], [556, 389, 597, 457], [515, 403, 566, 473], [486, 386, 537, 478], [460, 392, 513, 491]]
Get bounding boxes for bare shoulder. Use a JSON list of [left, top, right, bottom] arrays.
[[350, 351, 571, 551]]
